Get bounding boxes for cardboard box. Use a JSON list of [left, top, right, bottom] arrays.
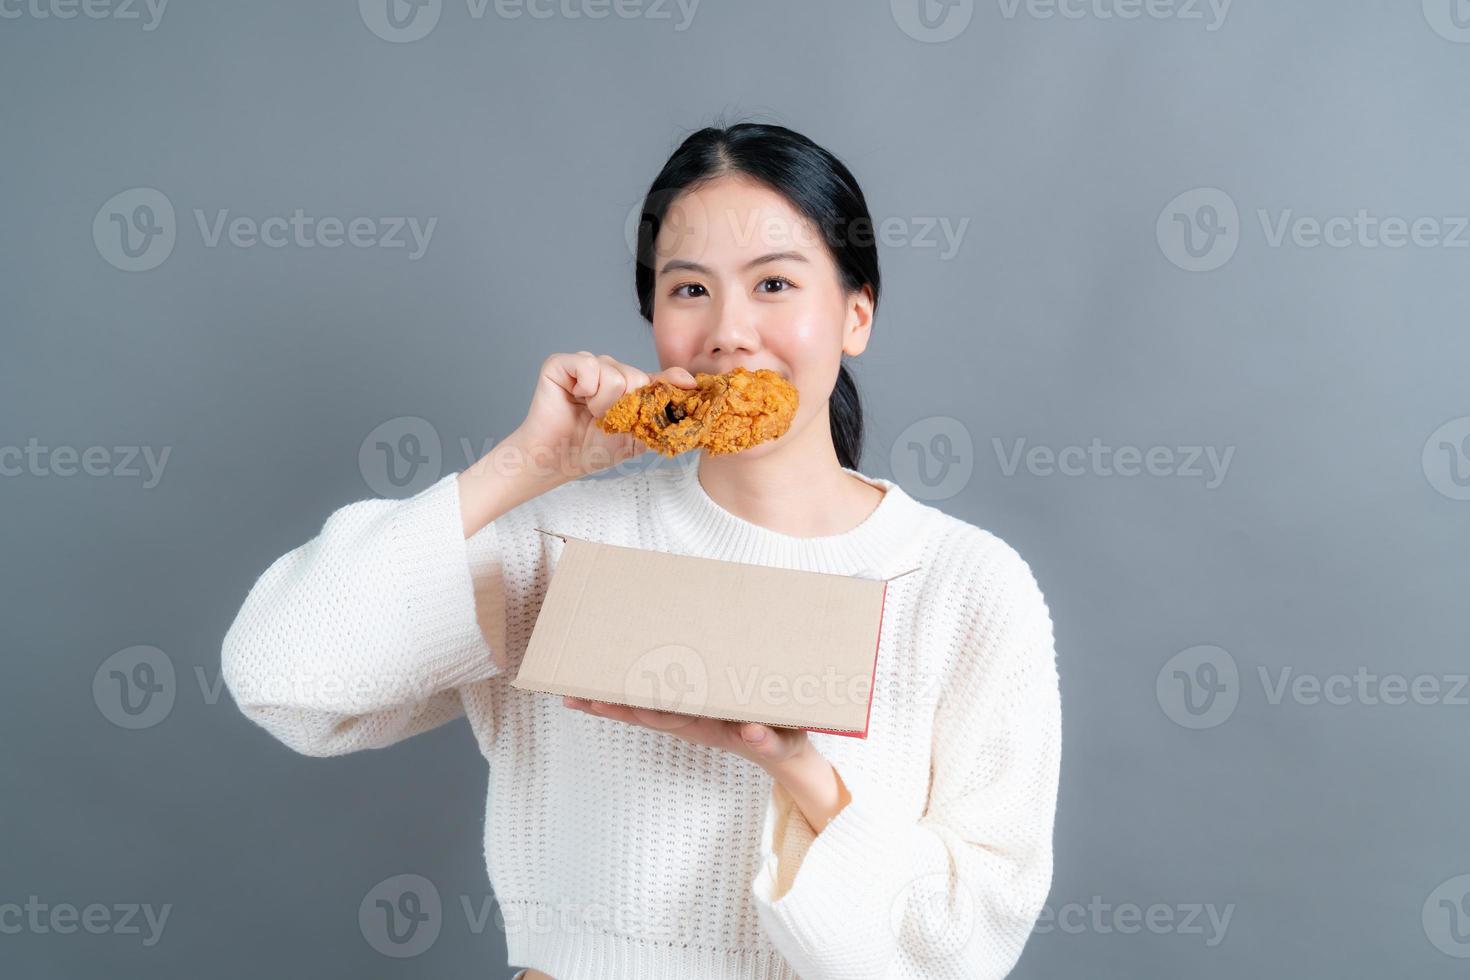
[[510, 530, 918, 738]]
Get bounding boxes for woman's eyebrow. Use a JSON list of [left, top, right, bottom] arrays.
[[658, 251, 810, 276]]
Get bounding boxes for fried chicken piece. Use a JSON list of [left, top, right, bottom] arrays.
[[596, 367, 799, 456]]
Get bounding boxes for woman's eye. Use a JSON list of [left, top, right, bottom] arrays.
[[671, 277, 793, 298]]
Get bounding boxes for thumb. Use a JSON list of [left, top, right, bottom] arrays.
[[658, 366, 698, 388], [739, 722, 773, 746]]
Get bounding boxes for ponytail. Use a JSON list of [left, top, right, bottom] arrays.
[[830, 360, 864, 470]]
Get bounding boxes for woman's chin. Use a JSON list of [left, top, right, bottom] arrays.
[[708, 436, 785, 464]]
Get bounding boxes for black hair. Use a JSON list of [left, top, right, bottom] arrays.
[[632, 121, 880, 471]]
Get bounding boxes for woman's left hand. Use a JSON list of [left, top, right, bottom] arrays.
[[561, 695, 808, 771], [563, 695, 854, 833]]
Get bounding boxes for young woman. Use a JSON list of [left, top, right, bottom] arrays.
[[222, 122, 1062, 980]]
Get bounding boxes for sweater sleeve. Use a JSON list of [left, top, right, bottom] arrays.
[[750, 545, 1061, 980], [220, 470, 509, 757]]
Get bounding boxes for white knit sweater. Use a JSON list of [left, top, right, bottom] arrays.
[[220, 452, 1061, 980]]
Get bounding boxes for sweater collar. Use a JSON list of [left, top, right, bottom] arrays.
[[650, 452, 930, 577]]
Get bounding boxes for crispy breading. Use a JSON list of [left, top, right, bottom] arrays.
[[596, 367, 798, 456]]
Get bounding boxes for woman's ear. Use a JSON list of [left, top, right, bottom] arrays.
[[842, 284, 875, 356]]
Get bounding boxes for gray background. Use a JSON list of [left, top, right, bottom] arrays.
[[3, 0, 1468, 977]]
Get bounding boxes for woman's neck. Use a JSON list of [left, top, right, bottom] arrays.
[[694, 416, 885, 538]]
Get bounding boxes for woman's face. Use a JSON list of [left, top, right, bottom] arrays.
[[648, 173, 873, 456]]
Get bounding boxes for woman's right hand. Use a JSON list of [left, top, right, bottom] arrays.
[[458, 353, 695, 539], [514, 351, 697, 482]]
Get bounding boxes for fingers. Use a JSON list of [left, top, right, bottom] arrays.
[[585, 354, 642, 420], [655, 366, 698, 389], [565, 696, 687, 731], [541, 351, 600, 400], [543, 354, 696, 421], [544, 352, 626, 415], [570, 352, 602, 398]]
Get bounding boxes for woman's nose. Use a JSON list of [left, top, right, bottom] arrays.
[[706, 301, 761, 356]]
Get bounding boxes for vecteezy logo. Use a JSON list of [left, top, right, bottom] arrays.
[[1156, 645, 1239, 729], [359, 0, 442, 42], [359, 416, 443, 498], [1157, 187, 1240, 272], [1423, 0, 1470, 42], [890, 0, 974, 42], [1424, 874, 1470, 957], [1422, 416, 1470, 501], [93, 645, 176, 729], [585, 450, 694, 483], [624, 644, 709, 715], [93, 188, 176, 272], [359, 874, 442, 958], [624, 186, 709, 272], [890, 416, 974, 501]]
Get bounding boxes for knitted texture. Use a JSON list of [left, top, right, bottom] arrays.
[[221, 453, 1062, 980]]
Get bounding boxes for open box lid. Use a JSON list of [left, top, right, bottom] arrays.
[[510, 529, 920, 738]]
